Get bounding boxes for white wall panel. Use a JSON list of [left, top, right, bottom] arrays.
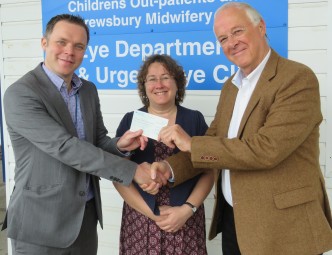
[[288, 2, 327, 27], [288, 26, 327, 50], [0, 0, 37, 3], [321, 96, 327, 120], [317, 73, 327, 97], [3, 76, 21, 90], [0, 2, 41, 22], [1, 21, 42, 40], [3, 58, 43, 76], [99, 92, 142, 114], [320, 121, 326, 143], [3, 40, 42, 58], [288, 50, 327, 74]]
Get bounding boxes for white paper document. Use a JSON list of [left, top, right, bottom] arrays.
[[130, 110, 168, 140]]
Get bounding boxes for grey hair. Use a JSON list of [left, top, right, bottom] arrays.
[[214, 2, 263, 26]]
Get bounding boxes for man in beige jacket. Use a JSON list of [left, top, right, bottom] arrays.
[[148, 2, 332, 255]]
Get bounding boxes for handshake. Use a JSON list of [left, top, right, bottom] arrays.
[[134, 161, 172, 195], [117, 124, 193, 194]]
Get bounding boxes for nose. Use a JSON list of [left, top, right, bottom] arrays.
[[155, 79, 164, 87], [227, 36, 239, 47], [64, 44, 75, 54], [156, 78, 163, 84]]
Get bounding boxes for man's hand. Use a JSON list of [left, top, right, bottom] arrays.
[[117, 129, 148, 152], [134, 162, 166, 195], [158, 124, 192, 152], [139, 161, 172, 194], [150, 161, 172, 181]]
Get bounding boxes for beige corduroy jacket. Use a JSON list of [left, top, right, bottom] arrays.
[[167, 50, 332, 255]]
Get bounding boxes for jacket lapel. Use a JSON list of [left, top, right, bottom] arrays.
[[78, 83, 93, 143], [237, 50, 279, 137], [32, 64, 77, 136], [220, 83, 239, 135]]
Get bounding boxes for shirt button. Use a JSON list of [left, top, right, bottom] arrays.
[[79, 191, 86, 196]]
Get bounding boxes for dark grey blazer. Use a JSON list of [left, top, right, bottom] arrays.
[[3, 63, 137, 248]]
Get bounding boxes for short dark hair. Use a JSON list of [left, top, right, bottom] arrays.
[[137, 54, 186, 107], [44, 14, 90, 44]]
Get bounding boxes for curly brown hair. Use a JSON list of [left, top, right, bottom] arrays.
[[137, 54, 186, 107]]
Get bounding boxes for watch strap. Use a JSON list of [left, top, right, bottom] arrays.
[[184, 201, 197, 214]]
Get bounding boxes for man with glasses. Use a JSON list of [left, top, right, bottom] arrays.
[[146, 2, 332, 255]]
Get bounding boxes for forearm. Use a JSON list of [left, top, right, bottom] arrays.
[[157, 171, 214, 233], [113, 182, 156, 220], [186, 169, 214, 207]]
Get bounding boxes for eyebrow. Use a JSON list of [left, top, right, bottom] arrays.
[[146, 73, 170, 77], [219, 26, 245, 36]]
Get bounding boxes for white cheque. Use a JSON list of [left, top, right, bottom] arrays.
[[130, 110, 168, 140]]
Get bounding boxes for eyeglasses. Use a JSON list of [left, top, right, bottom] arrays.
[[218, 27, 246, 46], [145, 74, 173, 85]]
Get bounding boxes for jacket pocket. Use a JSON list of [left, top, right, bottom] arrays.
[[274, 186, 315, 209]]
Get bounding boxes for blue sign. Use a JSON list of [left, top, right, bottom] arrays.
[[41, 0, 288, 90]]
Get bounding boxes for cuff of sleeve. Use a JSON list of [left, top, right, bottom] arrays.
[[115, 138, 134, 157], [121, 151, 133, 157], [116, 147, 133, 157], [163, 160, 175, 183]]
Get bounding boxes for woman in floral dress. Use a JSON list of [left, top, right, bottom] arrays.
[[114, 54, 214, 255]]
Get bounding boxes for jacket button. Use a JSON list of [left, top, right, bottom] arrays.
[[79, 191, 86, 196]]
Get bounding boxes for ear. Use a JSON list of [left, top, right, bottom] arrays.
[[41, 37, 47, 50], [258, 19, 266, 35]]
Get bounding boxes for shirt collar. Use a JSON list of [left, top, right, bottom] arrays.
[[232, 49, 271, 89], [42, 63, 83, 93]]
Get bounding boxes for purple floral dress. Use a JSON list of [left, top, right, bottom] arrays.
[[119, 141, 207, 255]]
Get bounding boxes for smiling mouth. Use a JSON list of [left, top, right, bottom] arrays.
[[232, 47, 246, 56], [60, 58, 74, 64], [154, 92, 167, 95]]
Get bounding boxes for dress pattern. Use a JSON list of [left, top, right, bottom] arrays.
[[119, 141, 207, 255]]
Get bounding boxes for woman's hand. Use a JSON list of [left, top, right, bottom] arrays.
[[154, 205, 193, 233]]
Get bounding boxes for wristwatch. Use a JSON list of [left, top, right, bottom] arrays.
[[184, 201, 197, 214]]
